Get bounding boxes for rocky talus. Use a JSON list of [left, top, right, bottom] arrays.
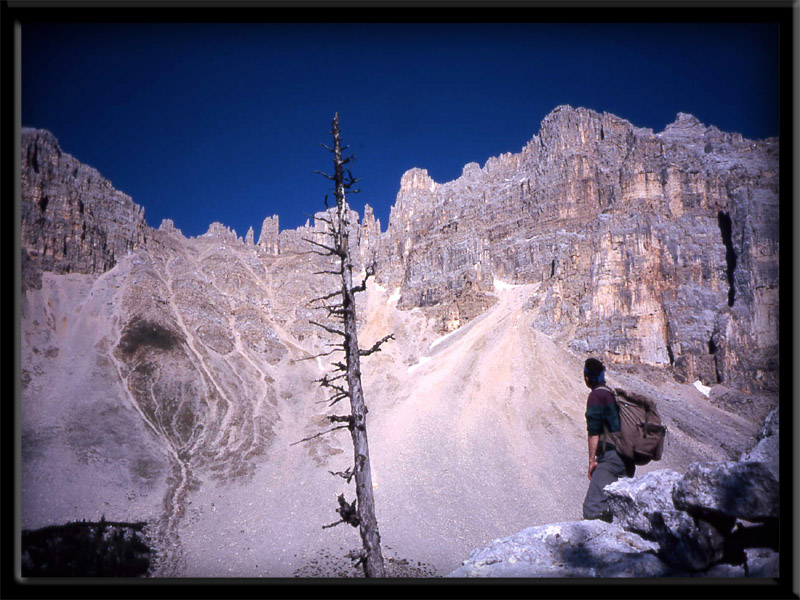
[[19, 108, 780, 578]]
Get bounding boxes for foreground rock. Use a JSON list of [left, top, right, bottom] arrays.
[[449, 408, 779, 578], [447, 520, 672, 578], [673, 461, 779, 522]]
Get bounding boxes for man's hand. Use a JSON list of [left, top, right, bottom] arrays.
[[588, 434, 600, 479]]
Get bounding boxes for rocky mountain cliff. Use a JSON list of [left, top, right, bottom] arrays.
[[19, 107, 780, 577], [21, 128, 148, 283], [375, 107, 779, 394]]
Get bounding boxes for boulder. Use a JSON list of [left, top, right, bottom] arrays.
[[701, 548, 779, 578], [647, 510, 729, 571], [447, 520, 674, 578], [673, 461, 779, 522], [605, 469, 683, 536], [740, 407, 779, 477]]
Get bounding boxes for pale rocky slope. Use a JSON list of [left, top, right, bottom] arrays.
[[19, 108, 780, 577]]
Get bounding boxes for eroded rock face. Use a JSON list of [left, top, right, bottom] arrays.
[[378, 106, 779, 392], [21, 128, 148, 278]]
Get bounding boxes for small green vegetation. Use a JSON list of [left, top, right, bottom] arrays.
[[118, 318, 182, 355], [21, 517, 152, 577]]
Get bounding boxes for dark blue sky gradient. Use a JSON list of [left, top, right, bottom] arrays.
[[22, 22, 780, 238]]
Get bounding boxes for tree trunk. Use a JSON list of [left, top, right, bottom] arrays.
[[332, 114, 385, 577]]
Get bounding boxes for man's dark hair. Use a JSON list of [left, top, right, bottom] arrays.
[[584, 357, 604, 377]]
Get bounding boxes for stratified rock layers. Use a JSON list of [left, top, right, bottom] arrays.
[[21, 128, 148, 280], [379, 106, 779, 392]]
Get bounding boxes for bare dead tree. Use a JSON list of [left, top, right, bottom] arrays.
[[295, 113, 390, 577]]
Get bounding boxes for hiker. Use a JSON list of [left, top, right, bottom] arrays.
[[581, 357, 634, 522]]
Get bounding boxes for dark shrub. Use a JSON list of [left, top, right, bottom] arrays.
[[21, 518, 153, 577], [118, 318, 182, 355]]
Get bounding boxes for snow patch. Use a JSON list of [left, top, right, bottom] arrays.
[[693, 380, 711, 397], [430, 328, 460, 350], [388, 288, 402, 303], [493, 278, 519, 292]]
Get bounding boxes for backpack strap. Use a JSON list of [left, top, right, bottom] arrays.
[[596, 385, 616, 454]]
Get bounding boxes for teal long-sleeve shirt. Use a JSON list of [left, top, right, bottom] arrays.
[[585, 386, 620, 437]]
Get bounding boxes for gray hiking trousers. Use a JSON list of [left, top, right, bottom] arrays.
[[582, 448, 627, 520]]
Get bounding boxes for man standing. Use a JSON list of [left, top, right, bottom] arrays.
[[582, 357, 633, 521]]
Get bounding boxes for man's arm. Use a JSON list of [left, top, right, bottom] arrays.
[[587, 434, 599, 479]]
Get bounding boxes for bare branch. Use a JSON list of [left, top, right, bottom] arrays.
[[351, 263, 375, 294], [324, 309, 348, 320], [328, 414, 353, 424], [327, 392, 351, 407], [296, 347, 345, 362], [314, 373, 347, 386], [310, 321, 346, 337], [360, 333, 395, 357], [322, 492, 360, 529], [303, 238, 344, 256], [290, 425, 350, 447], [309, 290, 343, 304], [314, 170, 334, 180], [329, 466, 355, 484]]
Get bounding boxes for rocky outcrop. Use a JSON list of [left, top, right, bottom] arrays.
[[447, 520, 671, 577], [21, 128, 148, 279], [378, 106, 779, 392], [449, 407, 779, 577]]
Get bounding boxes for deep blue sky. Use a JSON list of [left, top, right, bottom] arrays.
[[22, 22, 780, 239]]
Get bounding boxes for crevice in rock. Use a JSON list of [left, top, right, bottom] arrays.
[[717, 211, 737, 307], [709, 334, 723, 383], [666, 343, 675, 367]]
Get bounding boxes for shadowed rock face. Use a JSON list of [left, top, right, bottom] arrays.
[[21, 128, 147, 281], [19, 108, 779, 577]]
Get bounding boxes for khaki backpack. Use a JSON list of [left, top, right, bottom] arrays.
[[600, 386, 667, 466]]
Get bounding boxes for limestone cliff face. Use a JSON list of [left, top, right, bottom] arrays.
[[379, 106, 779, 392], [19, 107, 779, 395], [21, 128, 148, 284]]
